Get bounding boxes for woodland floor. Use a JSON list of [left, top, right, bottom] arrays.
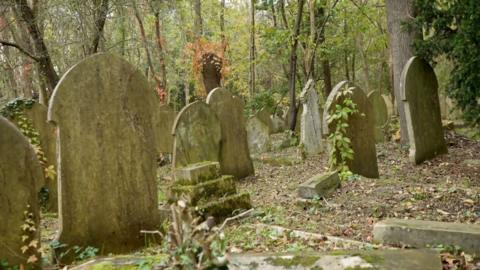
[[40, 130, 480, 268]]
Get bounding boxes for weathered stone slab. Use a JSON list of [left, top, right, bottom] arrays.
[[174, 161, 220, 184], [323, 81, 379, 178], [300, 79, 322, 155], [246, 116, 271, 154], [153, 104, 175, 153], [373, 219, 480, 255], [0, 116, 43, 266], [207, 88, 254, 179], [298, 171, 340, 199], [271, 115, 286, 133], [400, 57, 447, 164], [48, 53, 160, 256], [256, 108, 274, 134], [169, 175, 237, 204], [196, 193, 252, 219], [172, 101, 221, 168], [229, 249, 442, 270], [368, 91, 389, 143]]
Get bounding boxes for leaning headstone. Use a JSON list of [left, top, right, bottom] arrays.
[[367, 91, 388, 143], [400, 57, 447, 164], [0, 116, 43, 266], [48, 53, 159, 257], [246, 116, 271, 154], [153, 104, 175, 153], [300, 79, 322, 155], [206, 88, 254, 179], [172, 101, 221, 168], [256, 108, 274, 134], [298, 171, 340, 199], [323, 81, 379, 178], [373, 219, 480, 255]]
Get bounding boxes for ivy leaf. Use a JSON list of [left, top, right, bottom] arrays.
[[26, 255, 38, 264], [21, 245, 29, 254]]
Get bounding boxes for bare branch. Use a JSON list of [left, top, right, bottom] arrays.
[[0, 39, 39, 61]]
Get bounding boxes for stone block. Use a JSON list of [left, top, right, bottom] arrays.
[[373, 219, 480, 255], [298, 171, 340, 199], [174, 161, 220, 184], [196, 193, 252, 219], [169, 175, 237, 204]]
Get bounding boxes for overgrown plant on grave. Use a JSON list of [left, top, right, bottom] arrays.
[[0, 98, 56, 208], [327, 87, 358, 181]]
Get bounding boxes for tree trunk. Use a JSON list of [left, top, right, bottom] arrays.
[[153, 10, 167, 99], [193, 0, 203, 38], [0, 13, 19, 98], [89, 0, 109, 55], [322, 60, 332, 96], [385, 0, 421, 145], [287, 0, 305, 131], [278, 0, 289, 29], [249, 0, 256, 98], [14, 0, 58, 104]]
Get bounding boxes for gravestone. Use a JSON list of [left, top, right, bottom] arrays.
[[300, 79, 322, 155], [206, 88, 254, 179], [172, 101, 221, 168], [382, 94, 395, 117], [270, 115, 286, 133], [153, 104, 175, 153], [246, 116, 271, 154], [48, 53, 160, 256], [0, 116, 43, 266], [400, 57, 447, 164], [323, 81, 379, 178], [367, 91, 388, 143], [256, 108, 274, 134], [24, 102, 58, 211]]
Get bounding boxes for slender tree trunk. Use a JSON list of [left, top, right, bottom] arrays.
[[305, 0, 316, 80], [385, 0, 421, 145], [343, 7, 350, 81], [287, 0, 305, 131], [322, 60, 332, 96], [249, 0, 256, 98], [279, 0, 289, 29], [14, 0, 58, 104], [154, 10, 167, 97], [351, 48, 356, 83], [270, 0, 277, 27], [0, 14, 18, 98], [193, 0, 203, 38], [89, 0, 109, 55]]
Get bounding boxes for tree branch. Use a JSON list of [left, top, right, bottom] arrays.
[[0, 39, 39, 61]]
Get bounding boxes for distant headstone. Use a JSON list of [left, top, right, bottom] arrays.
[[0, 116, 42, 266], [153, 104, 175, 153], [300, 79, 322, 155], [400, 57, 447, 164], [246, 116, 271, 154], [367, 91, 388, 143], [323, 81, 379, 178], [172, 101, 221, 168], [48, 54, 160, 256], [382, 94, 395, 117], [207, 88, 254, 179], [270, 115, 286, 133], [23, 102, 58, 211], [256, 108, 274, 134], [298, 171, 340, 199]]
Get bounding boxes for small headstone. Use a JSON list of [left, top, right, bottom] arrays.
[[48, 53, 160, 256], [270, 115, 286, 133], [300, 79, 322, 155], [256, 108, 274, 134], [0, 116, 43, 266], [207, 88, 254, 179], [367, 91, 388, 143], [153, 104, 175, 154], [172, 101, 221, 168], [246, 116, 271, 154], [323, 81, 379, 178], [298, 171, 340, 199], [373, 219, 480, 255], [400, 57, 447, 164]]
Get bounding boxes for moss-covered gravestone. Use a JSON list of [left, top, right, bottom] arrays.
[[323, 81, 379, 178], [400, 57, 447, 164], [367, 91, 388, 143], [153, 104, 175, 154], [0, 116, 43, 266], [246, 116, 271, 154], [300, 79, 322, 155], [172, 101, 221, 168], [256, 108, 274, 134], [206, 88, 254, 179], [48, 53, 160, 257]]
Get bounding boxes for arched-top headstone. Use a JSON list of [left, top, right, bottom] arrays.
[[153, 104, 176, 153], [172, 101, 221, 168], [207, 88, 254, 179], [300, 79, 322, 155], [324, 81, 379, 178], [400, 57, 447, 164], [48, 53, 159, 256], [367, 91, 388, 143], [0, 116, 43, 266], [23, 102, 58, 211], [323, 81, 348, 136]]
